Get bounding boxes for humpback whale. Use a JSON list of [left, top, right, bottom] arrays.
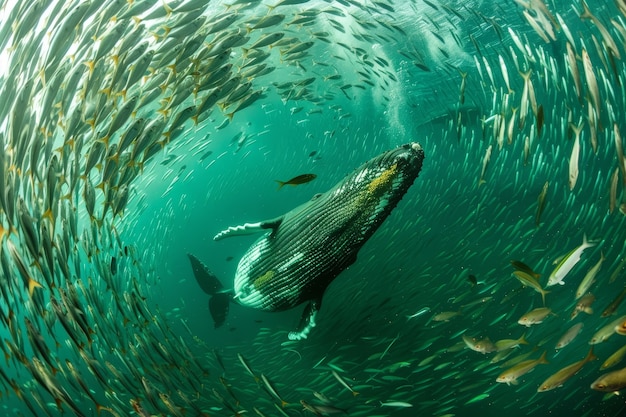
[[189, 142, 425, 339]]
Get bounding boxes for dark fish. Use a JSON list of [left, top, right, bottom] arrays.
[[309, 150, 318, 157], [226, 256, 234, 262], [110, 256, 117, 275], [199, 150, 213, 162], [601, 286, 626, 317], [275, 173, 317, 189], [537, 104, 544, 136], [301, 400, 348, 415], [213, 349, 227, 373], [510, 260, 541, 280], [423, 0, 439, 10], [535, 181, 549, 227], [160, 154, 177, 165], [467, 274, 477, 286]]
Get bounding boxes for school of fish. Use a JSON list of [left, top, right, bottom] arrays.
[[2, 0, 626, 416]]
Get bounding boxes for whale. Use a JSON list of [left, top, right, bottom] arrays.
[[189, 142, 425, 339]]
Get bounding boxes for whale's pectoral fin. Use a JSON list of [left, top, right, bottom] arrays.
[[288, 298, 322, 341], [213, 216, 284, 241]]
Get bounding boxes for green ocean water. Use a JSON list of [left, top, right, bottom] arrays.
[[2, 0, 626, 416]]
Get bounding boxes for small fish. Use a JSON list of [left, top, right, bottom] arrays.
[[575, 252, 604, 299], [535, 181, 549, 227], [591, 366, 626, 392], [161, 154, 178, 166], [462, 334, 496, 354], [537, 348, 596, 392], [510, 260, 541, 279], [131, 400, 152, 417], [555, 323, 584, 350], [380, 401, 412, 408], [568, 123, 582, 191], [496, 352, 548, 385], [614, 123, 626, 185], [590, 315, 626, 344], [461, 296, 492, 309], [547, 235, 595, 287], [110, 256, 117, 276], [494, 333, 528, 352], [220, 376, 241, 406], [512, 270, 549, 305], [601, 287, 626, 317], [331, 370, 359, 396], [458, 70, 467, 104], [406, 307, 430, 320], [465, 393, 489, 405], [248, 32, 285, 49], [478, 144, 492, 186], [300, 400, 347, 415], [432, 311, 462, 322], [423, 0, 439, 10], [536, 104, 544, 136], [261, 374, 288, 407], [518, 307, 553, 327], [224, 89, 265, 121], [498, 55, 512, 93], [275, 173, 317, 189], [300, 400, 323, 415], [581, 0, 621, 60], [238, 353, 259, 383], [610, 258, 626, 283], [7, 239, 42, 296], [610, 168, 619, 214], [571, 293, 595, 319], [566, 42, 582, 99], [199, 150, 214, 162], [524, 135, 531, 165], [247, 14, 286, 32], [601, 344, 626, 370], [310, 392, 331, 405], [518, 70, 531, 128], [582, 48, 601, 120]]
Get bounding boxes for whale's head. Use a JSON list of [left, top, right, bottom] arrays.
[[328, 142, 425, 231], [363, 142, 425, 197]]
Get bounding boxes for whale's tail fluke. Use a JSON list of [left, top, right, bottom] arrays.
[[187, 253, 230, 328]]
